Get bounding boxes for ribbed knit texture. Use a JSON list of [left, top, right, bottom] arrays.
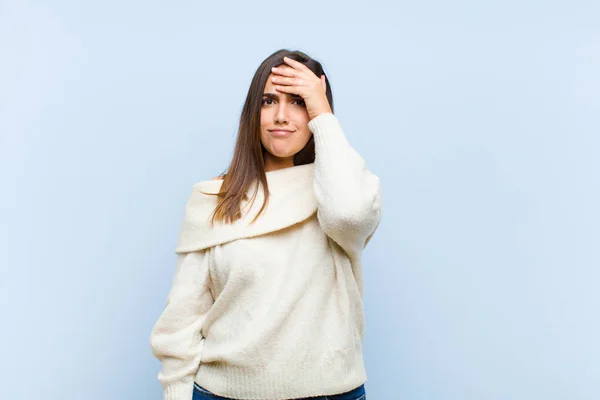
[[149, 112, 382, 400]]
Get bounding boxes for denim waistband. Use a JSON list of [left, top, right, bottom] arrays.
[[193, 382, 366, 400]]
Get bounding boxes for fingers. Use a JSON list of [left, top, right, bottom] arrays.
[[282, 56, 311, 72], [271, 76, 298, 86], [274, 84, 296, 93], [271, 66, 296, 77]]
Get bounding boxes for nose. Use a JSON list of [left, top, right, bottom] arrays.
[[275, 101, 289, 124]]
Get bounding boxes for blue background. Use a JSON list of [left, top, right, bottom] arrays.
[[1, 1, 598, 399]]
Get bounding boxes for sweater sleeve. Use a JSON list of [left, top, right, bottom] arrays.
[[149, 250, 215, 400], [308, 112, 382, 258]]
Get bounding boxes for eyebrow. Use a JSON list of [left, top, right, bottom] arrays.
[[262, 92, 304, 100]]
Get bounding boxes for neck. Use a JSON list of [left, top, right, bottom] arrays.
[[263, 152, 294, 172]]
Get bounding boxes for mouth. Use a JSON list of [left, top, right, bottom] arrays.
[[268, 129, 295, 137]]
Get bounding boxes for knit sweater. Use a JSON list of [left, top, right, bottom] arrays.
[[149, 112, 382, 400]]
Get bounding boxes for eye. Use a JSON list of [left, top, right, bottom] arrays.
[[262, 98, 274, 106], [293, 99, 306, 107]]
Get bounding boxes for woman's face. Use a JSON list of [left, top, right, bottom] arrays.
[[260, 65, 312, 170]]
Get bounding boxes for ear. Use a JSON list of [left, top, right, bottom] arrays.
[[321, 75, 326, 91]]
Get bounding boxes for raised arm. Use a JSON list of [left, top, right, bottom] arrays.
[[149, 250, 214, 400], [309, 112, 382, 258]]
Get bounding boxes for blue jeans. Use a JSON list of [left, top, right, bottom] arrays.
[[193, 382, 366, 400]]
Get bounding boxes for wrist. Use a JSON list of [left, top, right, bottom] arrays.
[[309, 107, 333, 121]]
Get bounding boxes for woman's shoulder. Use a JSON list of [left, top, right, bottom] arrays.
[[189, 174, 226, 194]]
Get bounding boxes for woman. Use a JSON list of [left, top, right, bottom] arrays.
[[149, 49, 382, 400]]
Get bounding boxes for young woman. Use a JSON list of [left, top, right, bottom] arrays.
[[149, 49, 382, 400]]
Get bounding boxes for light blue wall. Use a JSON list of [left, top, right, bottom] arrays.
[[1, 1, 598, 399]]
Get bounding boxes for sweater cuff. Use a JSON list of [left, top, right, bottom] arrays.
[[163, 381, 194, 400], [308, 112, 351, 155]]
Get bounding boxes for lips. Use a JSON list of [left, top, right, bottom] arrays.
[[269, 129, 295, 137]]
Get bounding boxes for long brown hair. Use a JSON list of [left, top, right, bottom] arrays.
[[206, 49, 335, 226]]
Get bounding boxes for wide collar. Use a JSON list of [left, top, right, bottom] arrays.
[[175, 162, 317, 253]]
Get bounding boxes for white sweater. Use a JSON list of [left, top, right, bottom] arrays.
[[149, 112, 382, 400]]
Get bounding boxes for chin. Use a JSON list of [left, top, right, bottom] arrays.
[[268, 146, 303, 158], [270, 151, 298, 159]]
